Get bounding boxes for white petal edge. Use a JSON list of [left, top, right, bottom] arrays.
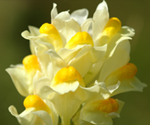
[[71, 8, 89, 25], [51, 3, 58, 23]]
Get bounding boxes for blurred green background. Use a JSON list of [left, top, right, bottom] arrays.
[[0, 0, 149, 125]]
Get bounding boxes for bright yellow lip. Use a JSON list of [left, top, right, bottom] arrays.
[[22, 55, 40, 73], [24, 95, 50, 113], [39, 23, 63, 51], [94, 98, 119, 113], [102, 17, 121, 38], [118, 63, 137, 80], [65, 32, 94, 49], [52, 66, 85, 87]]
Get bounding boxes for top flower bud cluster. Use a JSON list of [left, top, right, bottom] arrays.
[[6, 1, 146, 125]]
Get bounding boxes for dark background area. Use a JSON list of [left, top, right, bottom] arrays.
[[0, 0, 150, 125]]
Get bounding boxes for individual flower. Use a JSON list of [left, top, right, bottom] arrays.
[[6, 55, 42, 96], [73, 97, 124, 125], [92, 0, 134, 48], [9, 95, 58, 125], [6, 41, 53, 96], [98, 41, 147, 96]]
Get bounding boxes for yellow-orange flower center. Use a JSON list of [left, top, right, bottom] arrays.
[[118, 63, 137, 80], [52, 66, 85, 87], [97, 98, 119, 113], [103, 17, 121, 38], [22, 55, 40, 73], [39, 23, 63, 51], [98, 17, 121, 46], [65, 32, 94, 49], [24, 95, 50, 112]]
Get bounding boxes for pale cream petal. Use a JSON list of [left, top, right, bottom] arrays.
[[88, 24, 92, 37], [73, 110, 95, 125], [130, 76, 147, 91], [68, 46, 94, 77], [34, 77, 52, 96], [52, 19, 67, 45], [19, 108, 35, 117], [99, 42, 130, 82], [53, 19, 80, 45], [120, 26, 135, 37], [33, 111, 53, 125], [40, 85, 59, 103], [109, 79, 130, 95], [46, 50, 67, 75], [51, 81, 79, 94], [28, 26, 40, 36], [21, 30, 32, 39], [71, 9, 89, 25], [21, 29, 46, 40], [34, 40, 53, 75], [64, 19, 81, 42], [35, 39, 55, 50], [51, 3, 58, 23], [81, 109, 112, 125], [21, 27, 39, 55], [50, 90, 83, 125], [92, 0, 109, 43], [107, 81, 120, 94], [94, 43, 108, 60], [33, 71, 44, 89], [46, 62, 56, 81], [84, 61, 104, 87], [55, 11, 70, 21], [69, 45, 106, 77], [9, 105, 19, 116], [111, 77, 147, 96], [79, 120, 96, 125], [69, 48, 92, 77], [82, 45, 107, 83], [9, 106, 36, 125], [104, 71, 119, 87], [44, 100, 58, 125], [79, 81, 110, 103], [9, 105, 54, 125], [6, 65, 32, 96], [21, 28, 49, 55], [30, 40, 37, 55], [51, 10, 72, 46], [58, 46, 82, 63], [72, 110, 81, 125], [96, 0, 108, 11], [81, 18, 93, 33], [105, 37, 131, 58]]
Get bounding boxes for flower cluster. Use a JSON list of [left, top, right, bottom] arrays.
[[7, 1, 146, 125]]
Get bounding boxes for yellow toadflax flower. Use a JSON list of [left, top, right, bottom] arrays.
[[9, 95, 58, 125], [6, 55, 42, 96], [73, 98, 124, 125]]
